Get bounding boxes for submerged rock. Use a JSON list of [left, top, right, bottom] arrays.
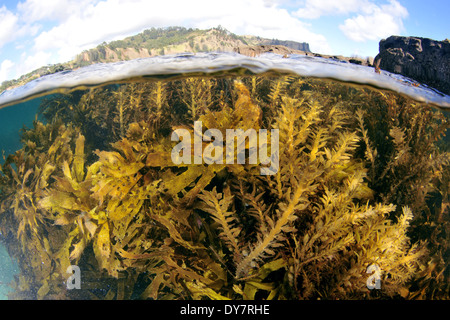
[[375, 36, 450, 94]]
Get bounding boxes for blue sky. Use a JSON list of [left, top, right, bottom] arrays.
[[0, 0, 448, 83]]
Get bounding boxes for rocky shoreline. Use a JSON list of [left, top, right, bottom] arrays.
[[375, 36, 450, 95], [233, 44, 373, 66], [236, 36, 450, 97]]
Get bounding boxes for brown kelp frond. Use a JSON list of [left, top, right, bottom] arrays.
[[198, 186, 241, 253], [180, 77, 215, 121], [235, 177, 316, 279]]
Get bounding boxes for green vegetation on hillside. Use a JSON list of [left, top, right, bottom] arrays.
[[109, 26, 244, 51], [75, 26, 248, 65]]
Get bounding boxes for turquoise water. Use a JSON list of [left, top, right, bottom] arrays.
[[0, 98, 42, 299], [0, 244, 18, 299], [0, 98, 43, 160]]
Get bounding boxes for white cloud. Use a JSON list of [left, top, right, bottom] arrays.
[[293, 0, 408, 43], [339, 0, 408, 42], [0, 6, 19, 49], [0, 59, 15, 83], [17, 0, 96, 22], [294, 0, 368, 19], [14, 51, 52, 78]]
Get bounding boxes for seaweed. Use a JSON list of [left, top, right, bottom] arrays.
[[0, 74, 448, 300]]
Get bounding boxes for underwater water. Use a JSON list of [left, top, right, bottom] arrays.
[[0, 52, 448, 300]]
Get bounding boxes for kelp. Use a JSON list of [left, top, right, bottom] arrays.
[[0, 120, 83, 298], [0, 74, 448, 300]]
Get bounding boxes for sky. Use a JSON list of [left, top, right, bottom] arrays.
[[0, 0, 448, 83]]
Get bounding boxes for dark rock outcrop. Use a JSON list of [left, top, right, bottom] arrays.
[[375, 36, 450, 94]]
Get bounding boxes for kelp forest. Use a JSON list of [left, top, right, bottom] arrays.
[[0, 74, 448, 300]]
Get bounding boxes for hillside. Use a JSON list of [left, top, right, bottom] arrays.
[[74, 26, 310, 65], [0, 26, 311, 93]]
